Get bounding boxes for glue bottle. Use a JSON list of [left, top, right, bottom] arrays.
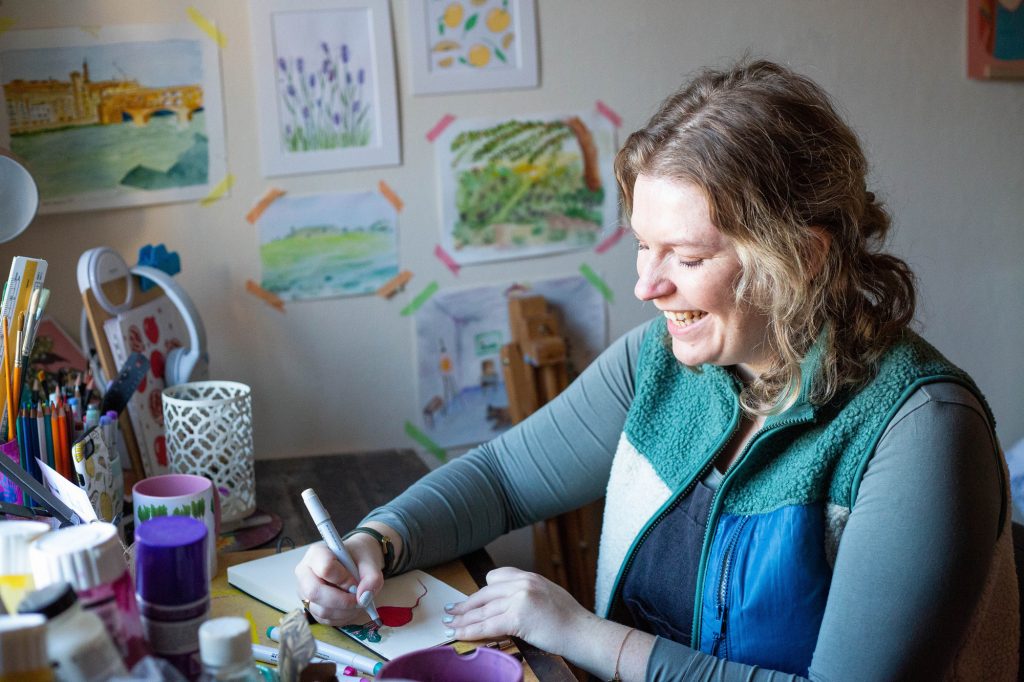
[[0, 521, 50, 614], [28, 522, 148, 668], [0, 614, 53, 682], [198, 617, 276, 682], [18, 582, 127, 681]]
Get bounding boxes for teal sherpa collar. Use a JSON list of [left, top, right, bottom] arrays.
[[623, 322, 991, 514]]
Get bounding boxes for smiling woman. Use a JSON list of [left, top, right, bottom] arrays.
[[296, 59, 1017, 682]]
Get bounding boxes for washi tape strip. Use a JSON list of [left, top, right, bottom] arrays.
[[187, 7, 227, 48], [404, 421, 447, 462], [595, 226, 627, 254], [400, 281, 439, 316], [245, 279, 286, 313], [378, 180, 404, 212], [596, 100, 622, 128], [579, 263, 614, 303], [377, 270, 413, 299], [434, 245, 460, 275], [426, 114, 456, 142], [246, 188, 286, 224], [244, 611, 259, 644], [200, 173, 234, 206]]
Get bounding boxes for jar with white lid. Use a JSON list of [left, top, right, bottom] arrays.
[[0, 613, 53, 682], [28, 522, 148, 667], [18, 582, 127, 681]]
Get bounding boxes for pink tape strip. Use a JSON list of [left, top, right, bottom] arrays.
[[434, 245, 460, 275], [426, 114, 456, 142], [595, 226, 627, 254], [596, 100, 622, 128]]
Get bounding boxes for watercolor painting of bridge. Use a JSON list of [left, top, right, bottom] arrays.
[[0, 23, 226, 213]]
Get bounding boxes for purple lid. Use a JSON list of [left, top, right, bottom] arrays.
[[135, 516, 208, 606]]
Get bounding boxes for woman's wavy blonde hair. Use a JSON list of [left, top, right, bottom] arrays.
[[615, 59, 916, 415]]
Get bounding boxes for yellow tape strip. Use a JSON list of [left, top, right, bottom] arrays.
[[0, 18, 15, 36], [79, 25, 102, 38], [376, 270, 413, 299], [187, 7, 227, 48], [200, 173, 234, 207], [245, 610, 258, 644]]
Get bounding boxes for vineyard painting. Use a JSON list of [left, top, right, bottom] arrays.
[[436, 111, 617, 264], [250, 0, 400, 176], [257, 190, 399, 302]]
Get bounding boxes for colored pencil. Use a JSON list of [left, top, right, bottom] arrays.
[[2, 316, 13, 441], [42, 404, 54, 469]]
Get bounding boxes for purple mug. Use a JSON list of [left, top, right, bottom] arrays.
[[378, 646, 522, 682]]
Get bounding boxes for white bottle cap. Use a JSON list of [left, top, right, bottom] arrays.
[[0, 521, 50, 574], [0, 614, 48, 675], [29, 522, 126, 591], [199, 616, 253, 669]]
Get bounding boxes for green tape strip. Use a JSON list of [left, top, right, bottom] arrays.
[[404, 421, 447, 462], [400, 281, 439, 316], [579, 263, 614, 302]]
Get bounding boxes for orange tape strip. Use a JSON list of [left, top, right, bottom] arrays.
[[245, 279, 285, 313], [376, 270, 413, 299], [378, 180, 403, 212], [246, 188, 286, 224]]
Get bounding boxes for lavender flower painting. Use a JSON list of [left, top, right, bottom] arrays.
[[251, 0, 400, 176], [277, 41, 372, 151]]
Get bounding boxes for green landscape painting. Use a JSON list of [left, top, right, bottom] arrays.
[[436, 111, 617, 265], [257, 191, 399, 301]]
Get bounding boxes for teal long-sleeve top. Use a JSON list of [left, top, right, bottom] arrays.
[[363, 319, 1004, 681]]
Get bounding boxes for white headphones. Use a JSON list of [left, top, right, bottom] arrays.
[[77, 247, 207, 386]]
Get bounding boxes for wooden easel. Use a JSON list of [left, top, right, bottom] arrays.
[[80, 274, 165, 479], [500, 295, 604, 615]]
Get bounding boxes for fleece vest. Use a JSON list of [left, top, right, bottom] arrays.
[[595, 325, 1018, 678]]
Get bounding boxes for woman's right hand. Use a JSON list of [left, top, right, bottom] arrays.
[[294, 537, 385, 626]]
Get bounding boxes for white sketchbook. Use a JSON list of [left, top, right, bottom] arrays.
[[227, 545, 469, 660]]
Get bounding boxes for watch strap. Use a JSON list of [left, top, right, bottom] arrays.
[[342, 526, 395, 576]]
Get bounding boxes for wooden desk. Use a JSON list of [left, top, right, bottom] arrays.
[[251, 450, 576, 681]]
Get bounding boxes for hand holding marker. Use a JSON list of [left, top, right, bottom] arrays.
[[301, 488, 382, 626]]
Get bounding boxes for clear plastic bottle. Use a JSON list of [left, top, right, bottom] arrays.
[[197, 618, 275, 682], [0, 521, 50, 614], [28, 522, 148, 668], [0, 613, 54, 682], [17, 582, 127, 681]]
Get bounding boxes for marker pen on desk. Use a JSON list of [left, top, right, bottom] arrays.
[[251, 645, 369, 681], [300, 488, 382, 626], [266, 626, 383, 676]]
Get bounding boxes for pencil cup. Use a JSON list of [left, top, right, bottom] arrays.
[[161, 381, 255, 523]]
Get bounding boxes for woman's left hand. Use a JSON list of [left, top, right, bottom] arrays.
[[441, 567, 599, 655]]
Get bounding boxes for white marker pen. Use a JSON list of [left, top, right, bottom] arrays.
[[301, 488, 382, 626], [266, 626, 383, 676]]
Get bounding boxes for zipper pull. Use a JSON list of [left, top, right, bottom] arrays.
[[709, 605, 727, 656]]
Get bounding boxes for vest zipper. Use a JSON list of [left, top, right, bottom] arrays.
[[690, 414, 811, 651], [709, 516, 749, 657], [603, 405, 743, 620]]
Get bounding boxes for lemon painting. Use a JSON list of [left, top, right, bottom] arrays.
[[257, 191, 399, 301], [428, 0, 517, 72], [436, 111, 618, 265]]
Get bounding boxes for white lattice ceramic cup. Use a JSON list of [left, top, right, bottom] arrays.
[[161, 381, 255, 524]]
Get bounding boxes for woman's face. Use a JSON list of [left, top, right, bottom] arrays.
[[631, 174, 773, 380]]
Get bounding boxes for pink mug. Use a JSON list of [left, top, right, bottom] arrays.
[[133, 474, 220, 578]]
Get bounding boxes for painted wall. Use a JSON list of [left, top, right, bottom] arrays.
[[2, 0, 1022, 470]]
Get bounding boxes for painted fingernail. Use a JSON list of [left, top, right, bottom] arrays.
[[442, 615, 454, 624], [444, 628, 455, 637], [346, 585, 357, 594], [444, 602, 456, 611]]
